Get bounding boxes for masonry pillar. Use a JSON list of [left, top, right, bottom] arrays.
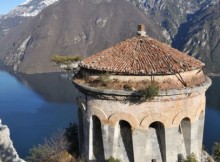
[[165, 127, 184, 162], [132, 129, 147, 161], [88, 117, 95, 161], [101, 124, 115, 159], [190, 121, 201, 161]]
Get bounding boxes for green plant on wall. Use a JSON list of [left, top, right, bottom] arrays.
[[97, 73, 110, 84], [108, 156, 121, 162], [182, 153, 198, 162], [51, 55, 82, 65], [137, 83, 159, 100]]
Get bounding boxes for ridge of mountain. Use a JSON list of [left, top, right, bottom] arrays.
[[0, 0, 220, 73], [4, 0, 59, 18], [0, 0, 165, 74]]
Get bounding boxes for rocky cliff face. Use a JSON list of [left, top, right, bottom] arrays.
[[0, 119, 25, 162], [130, 0, 220, 41], [173, 4, 220, 73], [129, 0, 200, 41]]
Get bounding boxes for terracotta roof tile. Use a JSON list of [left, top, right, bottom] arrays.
[[80, 36, 204, 75]]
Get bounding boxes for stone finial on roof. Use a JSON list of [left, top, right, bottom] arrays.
[[137, 24, 146, 36]]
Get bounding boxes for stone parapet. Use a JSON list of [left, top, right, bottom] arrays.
[[73, 77, 211, 99]]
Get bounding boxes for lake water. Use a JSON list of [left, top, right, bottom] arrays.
[[0, 70, 220, 158], [204, 76, 220, 152], [0, 71, 78, 158]]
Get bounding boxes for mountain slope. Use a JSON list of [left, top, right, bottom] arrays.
[[136, 0, 220, 40], [0, 0, 165, 74], [1, 0, 220, 73], [173, 4, 220, 72]]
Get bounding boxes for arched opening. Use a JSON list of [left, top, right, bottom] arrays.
[[78, 108, 84, 153], [148, 121, 166, 162], [92, 115, 104, 161], [119, 120, 134, 162], [180, 118, 191, 155]]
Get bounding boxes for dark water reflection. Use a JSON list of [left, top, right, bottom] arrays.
[[0, 71, 78, 158], [204, 76, 220, 152], [18, 72, 78, 103]]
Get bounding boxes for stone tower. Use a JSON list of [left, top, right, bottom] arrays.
[[73, 25, 211, 162]]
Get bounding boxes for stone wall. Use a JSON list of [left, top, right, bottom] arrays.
[[75, 77, 211, 162], [86, 92, 206, 129], [83, 69, 205, 89]]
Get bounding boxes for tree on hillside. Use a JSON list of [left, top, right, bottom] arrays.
[[51, 55, 82, 64], [50, 55, 82, 71]]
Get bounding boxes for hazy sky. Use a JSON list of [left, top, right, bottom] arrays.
[[0, 0, 25, 14]]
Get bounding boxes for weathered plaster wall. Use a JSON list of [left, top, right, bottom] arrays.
[[75, 77, 211, 162], [86, 92, 206, 129]]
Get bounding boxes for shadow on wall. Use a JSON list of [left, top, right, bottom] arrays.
[[119, 120, 134, 162], [93, 116, 105, 161], [149, 121, 166, 162]]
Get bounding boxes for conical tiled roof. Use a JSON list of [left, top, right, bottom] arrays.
[[80, 36, 204, 75]]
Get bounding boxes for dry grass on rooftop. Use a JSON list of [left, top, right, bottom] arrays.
[[73, 73, 206, 91], [74, 77, 154, 91]]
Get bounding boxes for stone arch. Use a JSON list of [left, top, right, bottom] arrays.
[[78, 103, 86, 112], [179, 117, 191, 155], [108, 112, 139, 128], [119, 120, 134, 162], [172, 111, 193, 127], [90, 107, 108, 124], [148, 121, 166, 162], [81, 103, 86, 111], [140, 113, 169, 129]]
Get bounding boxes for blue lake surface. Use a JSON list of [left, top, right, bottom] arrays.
[[0, 71, 77, 158], [0, 70, 220, 157], [204, 76, 220, 152]]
